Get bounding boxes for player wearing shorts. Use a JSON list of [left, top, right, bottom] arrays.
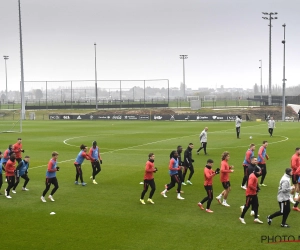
[[197, 159, 220, 213], [216, 151, 234, 207]]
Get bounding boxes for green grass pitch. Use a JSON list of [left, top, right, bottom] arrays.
[[1, 120, 299, 249]]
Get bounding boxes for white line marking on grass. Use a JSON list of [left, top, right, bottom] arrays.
[[31, 123, 286, 170], [63, 134, 116, 147], [30, 158, 77, 169]]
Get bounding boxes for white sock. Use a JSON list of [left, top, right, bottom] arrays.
[[223, 199, 226, 203], [177, 193, 181, 197], [295, 192, 299, 198]]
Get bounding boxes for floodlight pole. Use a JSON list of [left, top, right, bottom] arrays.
[[282, 24, 286, 121], [94, 43, 98, 110], [18, 0, 25, 123], [3, 55, 9, 101], [179, 55, 188, 99], [262, 12, 278, 106], [259, 60, 262, 99]]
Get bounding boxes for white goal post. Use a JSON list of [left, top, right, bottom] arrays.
[[204, 95, 217, 101], [0, 110, 22, 133], [186, 96, 200, 102]]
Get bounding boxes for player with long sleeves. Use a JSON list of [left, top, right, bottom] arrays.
[[74, 144, 93, 186], [2, 145, 13, 168], [198, 159, 220, 213], [239, 166, 263, 224], [0, 151, 3, 195], [161, 150, 184, 200], [176, 145, 184, 184], [2, 145, 13, 183], [267, 168, 294, 228], [41, 152, 59, 202], [235, 115, 242, 139], [290, 148, 300, 204], [216, 151, 234, 207], [140, 153, 157, 204], [89, 141, 102, 184], [182, 143, 194, 185], [5, 154, 17, 199], [267, 117, 275, 137], [241, 144, 255, 190], [196, 127, 208, 155], [13, 138, 25, 163], [12, 156, 30, 193], [257, 141, 269, 186]]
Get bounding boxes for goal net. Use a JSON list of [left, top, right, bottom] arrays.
[[186, 96, 200, 102], [0, 110, 22, 133], [204, 95, 217, 101]]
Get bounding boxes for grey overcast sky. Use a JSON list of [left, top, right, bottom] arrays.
[[0, 0, 300, 92]]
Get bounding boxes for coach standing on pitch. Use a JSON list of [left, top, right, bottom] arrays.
[[267, 168, 294, 228], [267, 117, 275, 137], [196, 127, 208, 155], [235, 115, 242, 139]]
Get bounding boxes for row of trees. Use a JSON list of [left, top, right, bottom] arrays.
[[253, 83, 299, 96]]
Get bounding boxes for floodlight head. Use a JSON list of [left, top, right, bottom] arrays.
[[282, 23, 286, 27], [274, 12, 278, 14], [275, 17, 278, 19]]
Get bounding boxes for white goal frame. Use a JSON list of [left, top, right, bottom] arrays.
[[186, 96, 200, 102]]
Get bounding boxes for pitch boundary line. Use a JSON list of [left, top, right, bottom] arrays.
[[30, 123, 286, 170]]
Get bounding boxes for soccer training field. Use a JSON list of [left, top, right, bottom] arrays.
[[1, 120, 299, 249]]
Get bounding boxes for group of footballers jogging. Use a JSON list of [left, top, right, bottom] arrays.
[[0, 138, 29, 199], [0, 139, 103, 202], [140, 132, 299, 228]]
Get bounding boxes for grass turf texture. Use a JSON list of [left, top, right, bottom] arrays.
[[0, 120, 299, 249]]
